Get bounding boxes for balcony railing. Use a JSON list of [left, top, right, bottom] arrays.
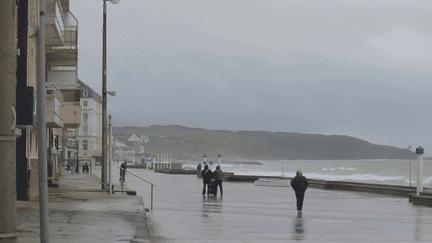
[[61, 102, 82, 129], [45, 0, 65, 46], [46, 82, 64, 128], [46, 82, 64, 104], [45, 0, 78, 48], [63, 11, 78, 48], [54, 0, 65, 39]]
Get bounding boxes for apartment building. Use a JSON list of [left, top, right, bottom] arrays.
[[15, 0, 81, 200], [77, 79, 102, 166]]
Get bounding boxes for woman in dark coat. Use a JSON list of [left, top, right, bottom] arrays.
[[291, 170, 308, 217], [201, 165, 212, 195]]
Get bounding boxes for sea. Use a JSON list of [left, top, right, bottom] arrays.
[[181, 159, 432, 187]]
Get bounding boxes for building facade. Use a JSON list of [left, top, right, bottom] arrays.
[[76, 79, 102, 165], [15, 0, 81, 200]]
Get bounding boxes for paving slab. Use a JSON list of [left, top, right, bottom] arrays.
[[17, 171, 150, 243]]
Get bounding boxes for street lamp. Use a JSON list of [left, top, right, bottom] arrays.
[[107, 90, 116, 195], [102, 0, 119, 189], [408, 145, 413, 187], [108, 114, 113, 195]]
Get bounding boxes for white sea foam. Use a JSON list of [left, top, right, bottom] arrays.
[[182, 163, 237, 169], [234, 171, 408, 182], [423, 176, 432, 184], [322, 167, 357, 171], [305, 173, 407, 182]]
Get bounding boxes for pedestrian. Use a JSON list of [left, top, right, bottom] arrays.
[[120, 161, 127, 181], [201, 165, 212, 195], [213, 165, 223, 196], [197, 163, 202, 178], [75, 158, 79, 174], [85, 162, 89, 173], [290, 170, 308, 217]]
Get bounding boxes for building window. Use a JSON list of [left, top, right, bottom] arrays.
[[83, 101, 88, 107], [83, 113, 88, 123], [83, 89, 88, 97], [83, 125, 88, 136], [83, 140, 88, 150]]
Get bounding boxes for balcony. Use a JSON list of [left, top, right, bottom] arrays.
[[45, 0, 78, 67], [61, 102, 81, 129], [46, 83, 64, 128], [45, 0, 66, 46]]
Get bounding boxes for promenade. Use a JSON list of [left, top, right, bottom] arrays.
[[125, 168, 432, 243], [16, 169, 150, 243], [15, 165, 432, 242]]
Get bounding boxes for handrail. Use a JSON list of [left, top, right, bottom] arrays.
[[118, 166, 155, 210], [119, 167, 155, 186]]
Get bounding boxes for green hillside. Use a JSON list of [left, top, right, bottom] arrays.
[[112, 125, 416, 161]]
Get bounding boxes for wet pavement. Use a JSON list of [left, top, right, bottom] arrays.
[[123, 168, 432, 243], [17, 169, 150, 243]]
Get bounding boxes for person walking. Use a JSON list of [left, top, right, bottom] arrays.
[[291, 170, 308, 217], [201, 165, 212, 195], [120, 161, 127, 181], [213, 165, 223, 196], [197, 163, 202, 178], [75, 157, 80, 174]]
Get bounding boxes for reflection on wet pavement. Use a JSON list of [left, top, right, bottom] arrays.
[[125, 169, 432, 242], [292, 216, 305, 241]]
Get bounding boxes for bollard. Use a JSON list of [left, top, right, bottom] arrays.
[[416, 146, 424, 196], [151, 184, 153, 211], [417, 155, 424, 196]]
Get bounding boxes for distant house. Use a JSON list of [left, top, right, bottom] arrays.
[[128, 134, 140, 142], [114, 138, 128, 149]]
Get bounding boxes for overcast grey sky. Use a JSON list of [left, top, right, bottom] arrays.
[[71, 0, 432, 155]]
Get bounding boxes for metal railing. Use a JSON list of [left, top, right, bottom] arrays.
[[46, 82, 64, 103], [119, 167, 156, 211], [54, 0, 65, 39]]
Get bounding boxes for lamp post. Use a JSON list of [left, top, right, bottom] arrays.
[[102, 0, 120, 189], [108, 114, 112, 195], [408, 145, 412, 187]]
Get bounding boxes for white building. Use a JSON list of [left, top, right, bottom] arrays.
[[76, 79, 102, 164]]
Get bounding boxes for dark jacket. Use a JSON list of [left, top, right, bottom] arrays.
[[120, 163, 127, 177], [214, 169, 223, 181], [291, 175, 308, 194], [202, 169, 212, 184]]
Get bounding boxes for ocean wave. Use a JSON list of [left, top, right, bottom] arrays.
[[322, 167, 357, 172], [235, 171, 408, 182], [182, 163, 236, 169], [307, 173, 407, 182], [423, 176, 432, 184]]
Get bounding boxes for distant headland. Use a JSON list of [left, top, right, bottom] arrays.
[[112, 125, 416, 161]]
